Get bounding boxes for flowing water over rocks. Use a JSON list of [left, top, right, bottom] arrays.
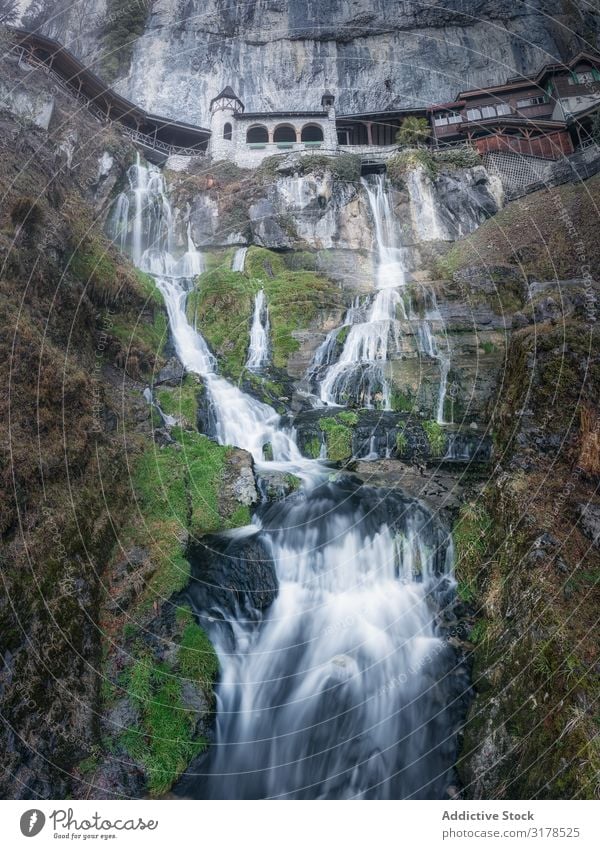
[[106, 158, 468, 799]]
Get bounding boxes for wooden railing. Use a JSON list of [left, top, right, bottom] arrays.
[[10, 44, 207, 158]]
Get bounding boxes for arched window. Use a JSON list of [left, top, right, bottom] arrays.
[[223, 122, 232, 140], [273, 124, 296, 143], [246, 125, 269, 144], [301, 124, 324, 143]]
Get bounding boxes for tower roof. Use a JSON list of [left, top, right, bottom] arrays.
[[210, 86, 245, 110]]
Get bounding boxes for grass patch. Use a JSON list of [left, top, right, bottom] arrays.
[[318, 416, 353, 462], [453, 502, 492, 604], [423, 420, 447, 456], [177, 608, 219, 693], [156, 375, 200, 428], [122, 430, 250, 607], [122, 654, 207, 797]]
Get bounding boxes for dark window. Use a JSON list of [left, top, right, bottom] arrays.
[[246, 125, 269, 144], [273, 125, 296, 143], [301, 124, 324, 142], [223, 122, 232, 140]]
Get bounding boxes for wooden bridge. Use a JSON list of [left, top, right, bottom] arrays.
[[7, 28, 211, 160]]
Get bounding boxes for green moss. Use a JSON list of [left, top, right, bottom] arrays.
[[122, 654, 207, 796], [304, 436, 322, 459], [337, 410, 358, 426], [479, 341, 496, 354], [390, 389, 414, 412], [186, 267, 255, 377], [123, 429, 250, 608], [423, 420, 447, 456], [156, 375, 199, 428], [468, 619, 488, 646], [188, 248, 340, 375], [452, 502, 492, 604], [318, 417, 353, 462], [178, 611, 219, 694]]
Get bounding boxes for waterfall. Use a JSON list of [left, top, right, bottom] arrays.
[[310, 175, 406, 410], [415, 319, 451, 425], [232, 246, 248, 272], [107, 157, 463, 800], [246, 289, 270, 371], [406, 167, 449, 242]]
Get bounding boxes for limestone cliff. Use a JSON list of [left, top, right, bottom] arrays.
[[21, 1, 600, 124]]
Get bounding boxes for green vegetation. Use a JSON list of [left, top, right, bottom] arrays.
[[177, 607, 220, 692], [156, 375, 200, 428], [387, 148, 438, 185], [100, 1, 153, 82], [479, 340, 496, 355], [390, 389, 414, 412], [121, 652, 207, 796], [395, 116, 431, 148], [187, 247, 340, 376], [395, 426, 408, 455], [337, 410, 358, 426], [122, 428, 250, 607], [300, 153, 361, 183], [422, 420, 447, 456], [318, 416, 353, 462], [452, 502, 492, 603], [304, 436, 322, 459]]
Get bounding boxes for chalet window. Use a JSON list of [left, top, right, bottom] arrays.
[[223, 122, 232, 140], [516, 96, 546, 108], [481, 106, 496, 118], [466, 108, 481, 121], [496, 103, 512, 115], [434, 110, 462, 127], [578, 71, 595, 84]]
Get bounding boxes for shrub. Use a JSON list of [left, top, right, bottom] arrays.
[[395, 116, 431, 148], [423, 420, 447, 456], [318, 416, 353, 462], [11, 196, 44, 229]]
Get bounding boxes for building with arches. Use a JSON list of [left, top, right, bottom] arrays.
[[208, 88, 338, 166]]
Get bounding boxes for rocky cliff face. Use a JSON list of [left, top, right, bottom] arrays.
[[22, 0, 599, 123]]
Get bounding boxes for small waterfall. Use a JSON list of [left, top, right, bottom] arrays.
[[415, 318, 451, 425], [246, 289, 270, 371], [406, 167, 449, 242], [231, 246, 248, 272], [107, 192, 129, 252], [107, 156, 464, 800], [310, 175, 406, 410]]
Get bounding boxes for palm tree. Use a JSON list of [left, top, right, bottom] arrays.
[[395, 116, 431, 148]]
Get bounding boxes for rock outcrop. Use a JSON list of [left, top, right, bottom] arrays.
[[21, 1, 599, 124]]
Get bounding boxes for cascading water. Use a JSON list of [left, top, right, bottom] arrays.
[[312, 175, 407, 410], [232, 246, 248, 272], [246, 289, 270, 371], [311, 174, 452, 422], [106, 157, 465, 800]]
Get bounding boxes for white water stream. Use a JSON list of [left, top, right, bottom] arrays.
[[107, 156, 462, 799]]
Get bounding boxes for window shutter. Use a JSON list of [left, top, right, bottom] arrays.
[[592, 68, 600, 82], [570, 71, 579, 84]]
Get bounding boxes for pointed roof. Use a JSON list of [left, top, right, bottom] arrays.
[[210, 86, 244, 110]]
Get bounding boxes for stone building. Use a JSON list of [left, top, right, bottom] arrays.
[[208, 87, 338, 167]]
